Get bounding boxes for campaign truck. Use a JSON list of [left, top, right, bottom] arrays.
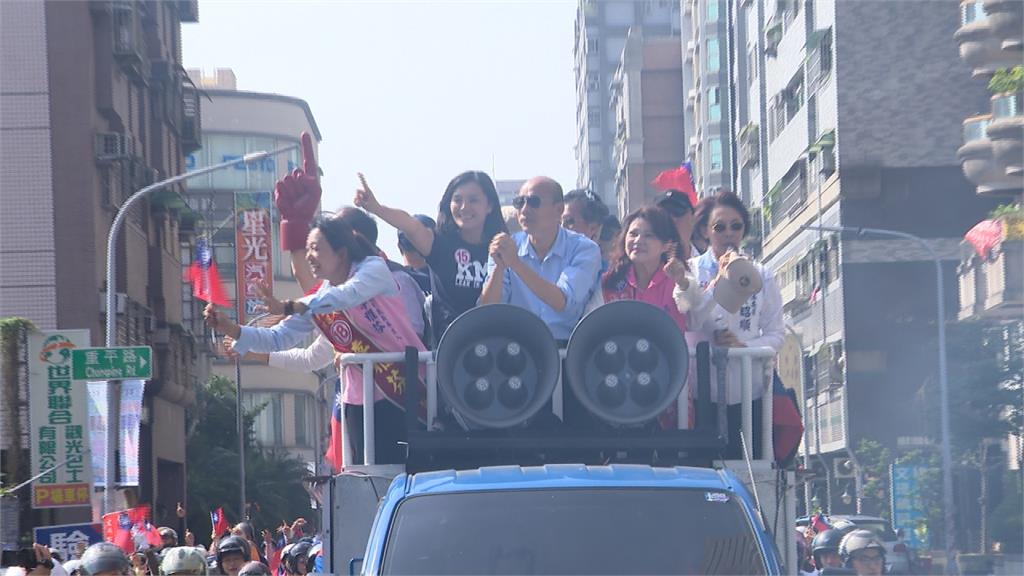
[[319, 302, 798, 574]]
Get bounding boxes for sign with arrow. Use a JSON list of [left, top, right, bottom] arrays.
[[72, 346, 152, 380]]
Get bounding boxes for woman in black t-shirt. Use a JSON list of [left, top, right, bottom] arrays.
[[354, 171, 508, 344]]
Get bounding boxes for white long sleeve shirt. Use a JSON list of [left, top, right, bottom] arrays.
[[233, 256, 397, 356], [686, 250, 785, 404], [268, 334, 334, 372]]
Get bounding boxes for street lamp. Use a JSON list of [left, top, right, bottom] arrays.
[[803, 224, 956, 573], [102, 144, 298, 516]]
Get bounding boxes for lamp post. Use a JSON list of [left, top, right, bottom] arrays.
[[103, 144, 298, 516], [803, 224, 956, 573]]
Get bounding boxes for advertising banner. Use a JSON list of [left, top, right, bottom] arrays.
[[119, 380, 145, 486], [86, 383, 108, 488], [234, 191, 274, 325], [28, 330, 92, 508]]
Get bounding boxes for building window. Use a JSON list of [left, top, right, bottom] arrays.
[[707, 0, 719, 22], [707, 37, 720, 72], [708, 87, 721, 122], [246, 391, 284, 447], [709, 138, 723, 171], [587, 74, 600, 92], [748, 46, 758, 82], [961, 1, 986, 25], [294, 393, 315, 448], [587, 106, 601, 127], [587, 37, 599, 52]]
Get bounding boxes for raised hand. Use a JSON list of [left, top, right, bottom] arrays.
[[663, 243, 689, 289], [275, 132, 322, 251], [353, 173, 381, 213], [204, 303, 238, 336], [253, 280, 285, 315]]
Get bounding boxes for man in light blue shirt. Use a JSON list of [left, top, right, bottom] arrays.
[[479, 176, 601, 341]]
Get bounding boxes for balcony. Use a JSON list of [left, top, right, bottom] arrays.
[[181, 86, 202, 155], [982, 0, 1023, 52], [955, 1, 1020, 77], [111, 1, 146, 78], [957, 115, 1022, 195], [958, 216, 1024, 321], [987, 92, 1023, 178]]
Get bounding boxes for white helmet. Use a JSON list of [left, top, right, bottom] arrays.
[[839, 529, 886, 567], [159, 547, 208, 576], [79, 542, 131, 576]]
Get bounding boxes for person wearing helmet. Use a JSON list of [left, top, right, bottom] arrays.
[[839, 529, 886, 576], [281, 541, 310, 576], [78, 543, 131, 576], [214, 536, 248, 576], [159, 547, 207, 576], [811, 529, 846, 572], [235, 563, 270, 576], [305, 543, 322, 574]]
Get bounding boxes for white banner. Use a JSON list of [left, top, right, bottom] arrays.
[[86, 382, 108, 488], [28, 329, 92, 508], [119, 380, 145, 486]]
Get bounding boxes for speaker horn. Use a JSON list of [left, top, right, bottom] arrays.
[[565, 300, 688, 426], [436, 304, 560, 428]]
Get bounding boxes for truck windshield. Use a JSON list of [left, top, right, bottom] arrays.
[[381, 487, 767, 575]]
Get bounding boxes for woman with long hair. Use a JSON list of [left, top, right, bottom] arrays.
[[354, 171, 508, 342]]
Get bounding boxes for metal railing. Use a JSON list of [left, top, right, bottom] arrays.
[[337, 346, 778, 467]]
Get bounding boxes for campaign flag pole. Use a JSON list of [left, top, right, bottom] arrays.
[[103, 144, 298, 516]]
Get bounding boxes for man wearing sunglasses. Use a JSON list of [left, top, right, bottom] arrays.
[[655, 189, 700, 259], [479, 176, 601, 342]]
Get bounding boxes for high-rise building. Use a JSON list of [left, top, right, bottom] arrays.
[[496, 179, 527, 207], [1, 0, 201, 528], [681, 0, 734, 198], [184, 69, 328, 469], [953, 0, 1022, 473], [573, 0, 680, 213], [723, 0, 1001, 516], [610, 31, 686, 215]]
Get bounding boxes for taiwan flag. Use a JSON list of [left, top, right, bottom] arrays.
[[188, 237, 229, 307], [324, 379, 344, 473], [651, 162, 698, 207], [211, 507, 230, 539], [102, 505, 151, 553]]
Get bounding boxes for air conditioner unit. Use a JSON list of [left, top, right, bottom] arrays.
[[833, 458, 856, 479], [99, 292, 128, 314], [95, 132, 128, 161], [685, 40, 696, 62], [686, 89, 697, 109], [683, 0, 693, 16]]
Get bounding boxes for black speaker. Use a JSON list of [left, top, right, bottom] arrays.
[[565, 300, 689, 425], [435, 304, 560, 428]]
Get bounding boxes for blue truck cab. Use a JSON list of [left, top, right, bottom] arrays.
[[357, 463, 783, 575]]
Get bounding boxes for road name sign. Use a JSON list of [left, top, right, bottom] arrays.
[[72, 346, 152, 380]]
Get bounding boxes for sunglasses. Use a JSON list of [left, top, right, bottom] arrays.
[[852, 553, 883, 563], [512, 195, 542, 210], [712, 221, 745, 233]]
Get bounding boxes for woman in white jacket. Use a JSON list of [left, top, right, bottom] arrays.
[[687, 190, 784, 459]]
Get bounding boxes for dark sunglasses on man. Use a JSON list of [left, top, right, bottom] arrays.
[[512, 195, 542, 210]]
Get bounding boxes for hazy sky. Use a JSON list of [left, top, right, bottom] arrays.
[[183, 0, 579, 256]]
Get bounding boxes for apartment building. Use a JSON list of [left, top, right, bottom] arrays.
[[1, 0, 202, 528], [724, 0, 1001, 520], [574, 0, 681, 212]]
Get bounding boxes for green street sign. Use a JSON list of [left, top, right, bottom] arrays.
[[72, 346, 152, 380]]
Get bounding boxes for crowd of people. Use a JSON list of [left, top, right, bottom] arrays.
[[797, 517, 891, 576], [4, 513, 322, 576], [202, 132, 786, 465]]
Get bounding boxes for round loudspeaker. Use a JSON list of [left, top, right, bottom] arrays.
[[436, 304, 560, 428], [565, 300, 689, 425]]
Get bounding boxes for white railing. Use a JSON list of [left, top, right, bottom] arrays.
[[337, 346, 778, 467]]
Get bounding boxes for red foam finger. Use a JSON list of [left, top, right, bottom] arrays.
[[301, 132, 318, 177]]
